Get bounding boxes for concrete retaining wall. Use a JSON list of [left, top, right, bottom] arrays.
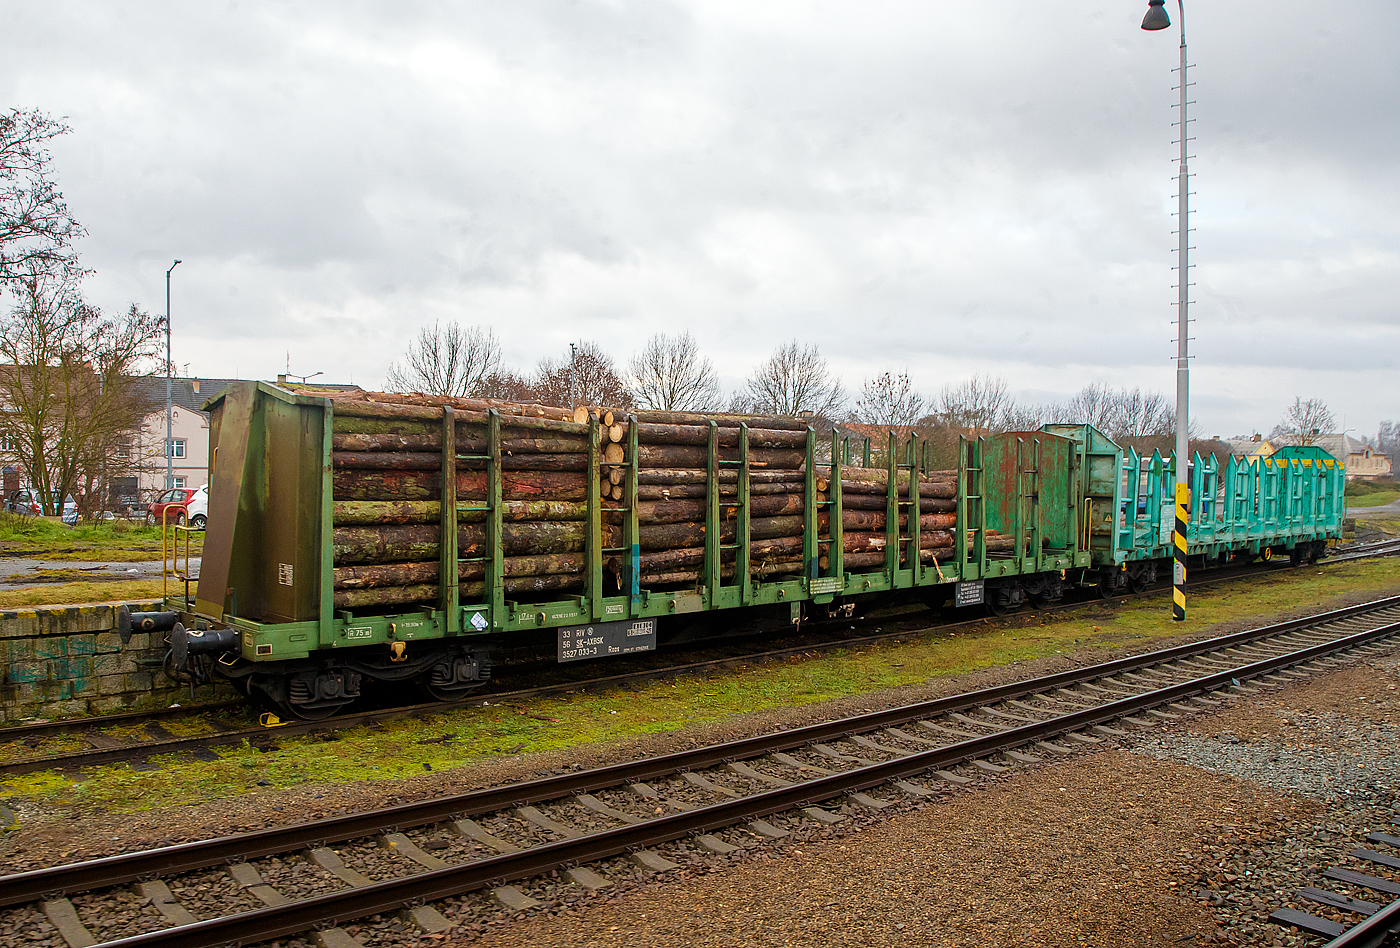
[[0, 601, 232, 722]]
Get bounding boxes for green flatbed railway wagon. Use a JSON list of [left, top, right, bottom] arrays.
[[134, 383, 1345, 719]]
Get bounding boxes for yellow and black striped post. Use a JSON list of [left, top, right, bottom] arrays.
[[1173, 482, 1188, 620]]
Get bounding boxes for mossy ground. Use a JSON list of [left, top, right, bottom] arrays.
[[3, 557, 1398, 816]]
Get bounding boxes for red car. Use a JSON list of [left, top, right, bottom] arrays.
[[146, 487, 198, 526]]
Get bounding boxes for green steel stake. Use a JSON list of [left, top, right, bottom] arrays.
[[830, 429, 844, 581], [587, 416, 603, 618], [441, 406, 459, 635], [627, 415, 640, 612], [739, 424, 751, 607], [488, 410, 504, 630], [885, 431, 897, 578], [803, 426, 817, 583], [705, 422, 719, 602]]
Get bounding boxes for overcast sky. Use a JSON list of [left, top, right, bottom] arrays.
[[6, 1, 1398, 439]]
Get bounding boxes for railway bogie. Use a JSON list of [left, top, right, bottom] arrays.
[[141, 383, 1347, 718]]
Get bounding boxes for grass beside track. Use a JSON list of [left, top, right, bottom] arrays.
[[0, 514, 202, 563], [3, 556, 1399, 816]]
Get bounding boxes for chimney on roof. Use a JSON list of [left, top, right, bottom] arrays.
[[277, 374, 288, 384], [1252, 434, 1261, 442], [192, 379, 200, 393]]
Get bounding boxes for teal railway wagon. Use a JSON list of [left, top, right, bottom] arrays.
[[1115, 443, 1345, 573], [144, 383, 1344, 718]]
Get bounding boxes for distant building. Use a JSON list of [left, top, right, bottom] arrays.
[[1313, 433, 1391, 481], [1223, 434, 1276, 461]]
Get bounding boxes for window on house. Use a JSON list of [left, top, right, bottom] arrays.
[[168, 439, 186, 459], [116, 439, 131, 459], [173, 476, 186, 489]]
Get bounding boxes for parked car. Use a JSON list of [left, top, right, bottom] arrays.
[[146, 485, 208, 529], [6, 489, 77, 522], [186, 484, 208, 529]]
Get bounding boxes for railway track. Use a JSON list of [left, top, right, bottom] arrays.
[[0, 554, 1336, 778], [1269, 818, 1400, 946], [0, 550, 1388, 779], [4, 595, 1400, 948]]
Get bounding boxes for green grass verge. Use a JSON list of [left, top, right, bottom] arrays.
[[4, 556, 1398, 815], [0, 514, 202, 562], [1349, 491, 1400, 508], [0, 581, 167, 610]]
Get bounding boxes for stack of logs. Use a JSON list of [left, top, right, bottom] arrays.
[[323, 391, 1012, 611], [330, 393, 592, 609], [588, 409, 813, 587]]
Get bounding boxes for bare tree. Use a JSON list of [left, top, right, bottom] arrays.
[[736, 341, 845, 420], [1056, 383, 1174, 443], [476, 368, 536, 402], [384, 321, 502, 397], [0, 109, 84, 292], [932, 374, 1012, 433], [1377, 421, 1398, 463], [534, 341, 634, 408], [0, 270, 162, 516], [853, 371, 925, 427], [999, 402, 1046, 433], [627, 332, 722, 411], [1272, 397, 1336, 446]]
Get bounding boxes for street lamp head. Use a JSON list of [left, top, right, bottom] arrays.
[[1142, 0, 1171, 30]]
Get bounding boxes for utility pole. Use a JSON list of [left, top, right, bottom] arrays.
[[568, 342, 578, 407], [1142, 0, 1192, 621], [165, 259, 182, 491]]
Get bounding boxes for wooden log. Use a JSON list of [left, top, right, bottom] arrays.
[[609, 483, 624, 501], [840, 493, 955, 513], [637, 558, 805, 587], [333, 552, 586, 589], [332, 432, 440, 452], [839, 478, 957, 500], [822, 530, 956, 554], [836, 549, 953, 570], [636, 469, 807, 486], [334, 469, 587, 502], [621, 515, 804, 551], [333, 451, 441, 471], [332, 406, 586, 438], [603, 443, 626, 464], [334, 520, 586, 563], [607, 423, 626, 443], [330, 429, 588, 453], [820, 510, 957, 532], [632, 410, 810, 431], [636, 424, 808, 448], [636, 482, 814, 500], [333, 572, 584, 609], [611, 536, 806, 574], [331, 392, 576, 421], [602, 409, 616, 427], [637, 444, 806, 470]]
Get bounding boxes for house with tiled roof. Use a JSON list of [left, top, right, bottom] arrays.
[[1313, 433, 1391, 480]]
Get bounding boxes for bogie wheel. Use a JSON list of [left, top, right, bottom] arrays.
[[418, 679, 489, 703], [1261, 546, 1274, 562]]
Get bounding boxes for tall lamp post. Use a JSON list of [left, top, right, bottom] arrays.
[[1142, 0, 1191, 621], [165, 259, 182, 491]]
